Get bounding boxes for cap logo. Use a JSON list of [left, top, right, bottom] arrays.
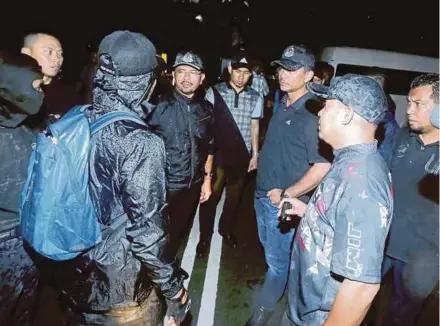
[[98, 53, 117, 76], [182, 52, 193, 63], [284, 46, 295, 58], [239, 57, 248, 64]]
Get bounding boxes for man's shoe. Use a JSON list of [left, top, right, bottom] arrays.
[[196, 240, 210, 258], [244, 306, 273, 326], [219, 231, 238, 248]]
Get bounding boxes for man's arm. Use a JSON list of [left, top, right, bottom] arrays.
[[280, 112, 332, 198], [249, 94, 263, 171], [326, 173, 392, 325], [284, 162, 331, 198], [120, 134, 185, 299], [262, 76, 270, 97], [323, 279, 380, 326], [248, 119, 260, 171], [251, 119, 260, 154], [267, 163, 330, 205], [200, 154, 214, 203]]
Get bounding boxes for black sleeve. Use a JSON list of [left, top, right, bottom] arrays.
[[120, 133, 185, 298]]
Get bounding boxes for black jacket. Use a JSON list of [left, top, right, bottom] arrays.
[[147, 90, 215, 190], [46, 66, 186, 313], [0, 53, 43, 234]]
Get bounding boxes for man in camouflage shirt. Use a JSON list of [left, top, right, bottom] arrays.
[[281, 74, 394, 326]]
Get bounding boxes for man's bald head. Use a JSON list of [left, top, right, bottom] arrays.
[[21, 33, 63, 84]]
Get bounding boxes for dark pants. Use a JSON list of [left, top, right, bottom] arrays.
[[199, 165, 248, 242], [382, 255, 439, 326], [0, 233, 39, 326], [164, 182, 202, 262]]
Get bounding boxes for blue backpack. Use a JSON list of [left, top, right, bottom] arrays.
[[20, 105, 147, 261]]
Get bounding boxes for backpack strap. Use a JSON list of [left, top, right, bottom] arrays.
[[90, 111, 147, 135]]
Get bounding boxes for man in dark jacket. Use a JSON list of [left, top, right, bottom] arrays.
[[21, 33, 82, 129], [147, 51, 215, 263], [0, 52, 44, 326], [40, 31, 190, 326]]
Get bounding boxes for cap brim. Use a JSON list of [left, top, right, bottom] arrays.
[[231, 63, 250, 70], [270, 59, 302, 71], [173, 63, 203, 71], [306, 83, 330, 99]]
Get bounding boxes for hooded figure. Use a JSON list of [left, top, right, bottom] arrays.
[[0, 52, 44, 326], [36, 31, 189, 326]]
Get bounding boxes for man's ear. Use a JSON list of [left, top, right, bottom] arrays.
[[341, 106, 354, 125], [171, 71, 176, 86], [305, 69, 314, 83], [200, 73, 206, 85], [21, 47, 31, 56], [228, 65, 232, 75]]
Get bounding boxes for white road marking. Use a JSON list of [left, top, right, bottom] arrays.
[[196, 193, 224, 326], [165, 192, 225, 326]]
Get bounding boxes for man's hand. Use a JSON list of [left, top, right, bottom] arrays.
[[267, 188, 283, 206], [248, 156, 258, 172], [278, 198, 307, 219], [200, 178, 212, 203], [166, 288, 191, 325]]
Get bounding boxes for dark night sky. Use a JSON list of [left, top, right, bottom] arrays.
[[1, 0, 438, 81]]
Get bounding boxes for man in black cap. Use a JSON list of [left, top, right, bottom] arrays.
[[247, 45, 330, 325], [0, 52, 44, 326], [37, 31, 190, 326], [199, 54, 263, 257], [147, 51, 215, 263], [279, 74, 393, 326]]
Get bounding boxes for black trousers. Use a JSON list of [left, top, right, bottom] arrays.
[[0, 234, 39, 326], [164, 182, 202, 262], [199, 165, 248, 242]]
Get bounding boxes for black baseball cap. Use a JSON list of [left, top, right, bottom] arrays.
[[271, 45, 315, 71], [98, 30, 158, 76], [230, 55, 251, 70]]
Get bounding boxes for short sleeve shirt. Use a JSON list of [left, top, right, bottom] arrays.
[[386, 128, 439, 263], [206, 82, 263, 152], [256, 92, 329, 198], [285, 142, 393, 326]]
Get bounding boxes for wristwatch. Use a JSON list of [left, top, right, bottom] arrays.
[[204, 172, 213, 178], [280, 189, 291, 199]]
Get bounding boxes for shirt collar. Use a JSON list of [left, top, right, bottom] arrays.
[[281, 91, 315, 111], [333, 141, 378, 160], [173, 89, 197, 104], [408, 131, 440, 147], [226, 82, 250, 95]]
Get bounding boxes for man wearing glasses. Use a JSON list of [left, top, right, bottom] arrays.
[[147, 51, 215, 263]]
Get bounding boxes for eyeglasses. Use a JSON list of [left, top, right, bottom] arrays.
[[175, 70, 202, 77]]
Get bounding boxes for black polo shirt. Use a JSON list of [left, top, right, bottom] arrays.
[[386, 128, 439, 263], [256, 92, 329, 199]]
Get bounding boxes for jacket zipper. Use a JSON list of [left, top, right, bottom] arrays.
[[187, 105, 195, 188]]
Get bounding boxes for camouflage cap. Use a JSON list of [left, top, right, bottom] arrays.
[[307, 73, 388, 124]]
